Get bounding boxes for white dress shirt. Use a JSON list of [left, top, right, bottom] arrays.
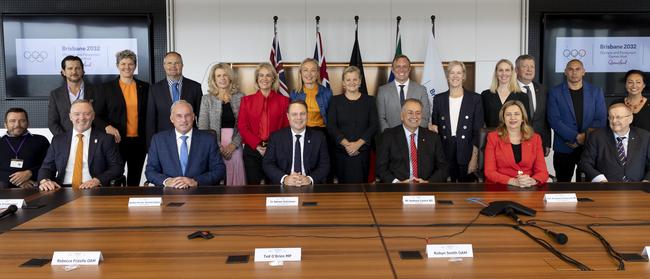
[[395, 79, 410, 99], [517, 80, 537, 112], [63, 128, 92, 184], [449, 95, 463, 137]]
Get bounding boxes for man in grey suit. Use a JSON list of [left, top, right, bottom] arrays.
[[515, 54, 551, 156], [580, 103, 650, 182], [48, 55, 103, 136], [377, 55, 430, 132]]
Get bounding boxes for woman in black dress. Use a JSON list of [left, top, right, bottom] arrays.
[[327, 66, 378, 183], [481, 59, 530, 130], [612, 70, 650, 131]]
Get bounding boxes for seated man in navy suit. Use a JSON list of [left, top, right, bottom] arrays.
[[38, 99, 124, 191], [580, 103, 650, 182], [377, 99, 448, 183], [263, 100, 329, 186], [145, 100, 225, 188]]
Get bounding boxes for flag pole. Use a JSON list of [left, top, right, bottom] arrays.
[[354, 15, 359, 32], [431, 15, 436, 37], [273, 16, 278, 35], [316, 16, 320, 32]]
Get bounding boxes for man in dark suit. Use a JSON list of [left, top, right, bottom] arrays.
[[377, 99, 448, 183], [48, 55, 101, 136], [376, 55, 430, 132], [516, 54, 551, 156], [146, 51, 202, 147], [145, 100, 225, 188], [38, 100, 123, 191], [547, 59, 607, 182], [580, 103, 650, 182], [263, 100, 329, 186]]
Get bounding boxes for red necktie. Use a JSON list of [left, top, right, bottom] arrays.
[[410, 133, 418, 178]]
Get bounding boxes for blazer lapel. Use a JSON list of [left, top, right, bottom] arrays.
[[439, 93, 451, 131], [167, 130, 183, 175], [389, 82, 401, 112], [88, 130, 99, 170], [501, 136, 520, 171], [560, 83, 577, 126], [303, 129, 314, 171], [606, 131, 623, 167], [625, 129, 638, 166]]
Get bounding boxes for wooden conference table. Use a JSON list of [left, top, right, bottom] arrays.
[[0, 183, 649, 278]]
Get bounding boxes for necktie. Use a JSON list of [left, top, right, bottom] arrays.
[[180, 135, 189, 176], [616, 136, 627, 166], [410, 133, 418, 178], [399, 85, 406, 106], [523, 85, 535, 113], [172, 81, 180, 103], [72, 134, 84, 189], [294, 134, 302, 174]]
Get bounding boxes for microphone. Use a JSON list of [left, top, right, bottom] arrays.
[[504, 207, 522, 224], [542, 228, 569, 245], [0, 204, 18, 219]]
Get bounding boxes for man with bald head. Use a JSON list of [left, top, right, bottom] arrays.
[[38, 99, 123, 191], [580, 103, 650, 182], [146, 100, 225, 188]]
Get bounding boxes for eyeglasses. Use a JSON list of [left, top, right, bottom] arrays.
[[608, 115, 632, 121]]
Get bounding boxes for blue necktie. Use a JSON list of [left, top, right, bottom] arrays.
[[172, 81, 180, 103], [180, 135, 188, 176], [294, 135, 302, 174]]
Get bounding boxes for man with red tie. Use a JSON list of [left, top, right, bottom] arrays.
[[376, 99, 448, 183]]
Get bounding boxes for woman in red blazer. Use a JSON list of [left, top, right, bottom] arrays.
[[484, 100, 548, 186]]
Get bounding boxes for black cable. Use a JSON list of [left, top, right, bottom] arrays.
[[511, 225, 592, 271]]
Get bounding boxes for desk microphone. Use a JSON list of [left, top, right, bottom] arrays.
[[541, 227, 568, 245], [0, 204, 18, 219]]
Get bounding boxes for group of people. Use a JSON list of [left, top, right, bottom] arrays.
[[1, 49, 649, 190]]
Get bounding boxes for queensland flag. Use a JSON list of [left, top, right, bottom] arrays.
[[313, 31, 330, 89], [270, 33, 289, 96]]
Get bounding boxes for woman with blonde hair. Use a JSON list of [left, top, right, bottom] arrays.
[[484, 100, 548, 186], [237, 63, 289, 184], [198, 63, 245, 185], [481, 59, 530, 129]]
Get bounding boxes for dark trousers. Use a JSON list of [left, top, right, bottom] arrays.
[[447, 136, 474, 182], [553, 147, 585, 182], [243, 145, 267, 185], [334, 149, 369, 184], [120, 136, 147, 186]]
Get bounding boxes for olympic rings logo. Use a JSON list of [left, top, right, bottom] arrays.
[[562, 49, 587, 59], [23, 50, 48, 62]]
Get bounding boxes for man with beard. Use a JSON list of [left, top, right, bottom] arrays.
[[0, 108, 50, 188], [48, 55, 102, 136]]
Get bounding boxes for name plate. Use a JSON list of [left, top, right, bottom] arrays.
[[266, 197, 299, 207], [51, 251, 103, 266], [128, 197, 162, 207], [403, 195, 436, 205], [254, 248, 302, 262], [0, 199, 25, 208], [426, 244, 474, 258], [642, 246, 650, 256], [544, 193, 578, 203]]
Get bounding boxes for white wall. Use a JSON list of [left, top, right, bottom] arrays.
[[172, 0, 524, 92]]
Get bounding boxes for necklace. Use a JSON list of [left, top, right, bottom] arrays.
[[625, 96, 646, 112]]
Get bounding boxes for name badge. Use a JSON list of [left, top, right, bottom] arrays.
[[426, 244, 474, 258], [128, 197, 162, 207], [10, 159, 23, 168], [544, 193, 578, 203], [642, 247, 650, 257], [266, 197, 299, 207], [403, 195, 436, 205], [254, 248, 302, 262], [0, 199, 26, 209], [51, 251, 103, 266]]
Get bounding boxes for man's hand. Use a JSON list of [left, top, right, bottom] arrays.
[[79, 178, 101, 189], [39, 179, 61, 191], [9, 170, 32, 186], [283, 172, 311, 187], [105, 125, 121, 143], [164, 177, 198, 189]]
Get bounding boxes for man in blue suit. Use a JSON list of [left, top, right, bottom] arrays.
[[263, 100, 329, 186], [38, 99, 123, 191], [547, 59, 607, 182], [145, 100, 224, 188]]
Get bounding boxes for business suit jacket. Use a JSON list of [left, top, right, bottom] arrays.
[[529, 82, 551, 149], [263, 127, 330, 185], [145, 129, 225, 186], [37, 129, 124, 186], [376, 126, 448, 182], [145, 77, 203, 146], [483, 131, 548, 184], [547, 81, 607, 153], [48, 82, 100, 136], [579, 127, 650, 182], [197, 92, 243, 147], [431, 90, 484, 164], [377, 81, 430, 132], [95, 77, 149, 138]]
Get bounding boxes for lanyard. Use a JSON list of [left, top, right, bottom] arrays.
[[4, 134, 29, 158]]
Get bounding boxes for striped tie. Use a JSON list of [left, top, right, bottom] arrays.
[[410, 133, 418, 178], [616, 136, 627, 166]]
